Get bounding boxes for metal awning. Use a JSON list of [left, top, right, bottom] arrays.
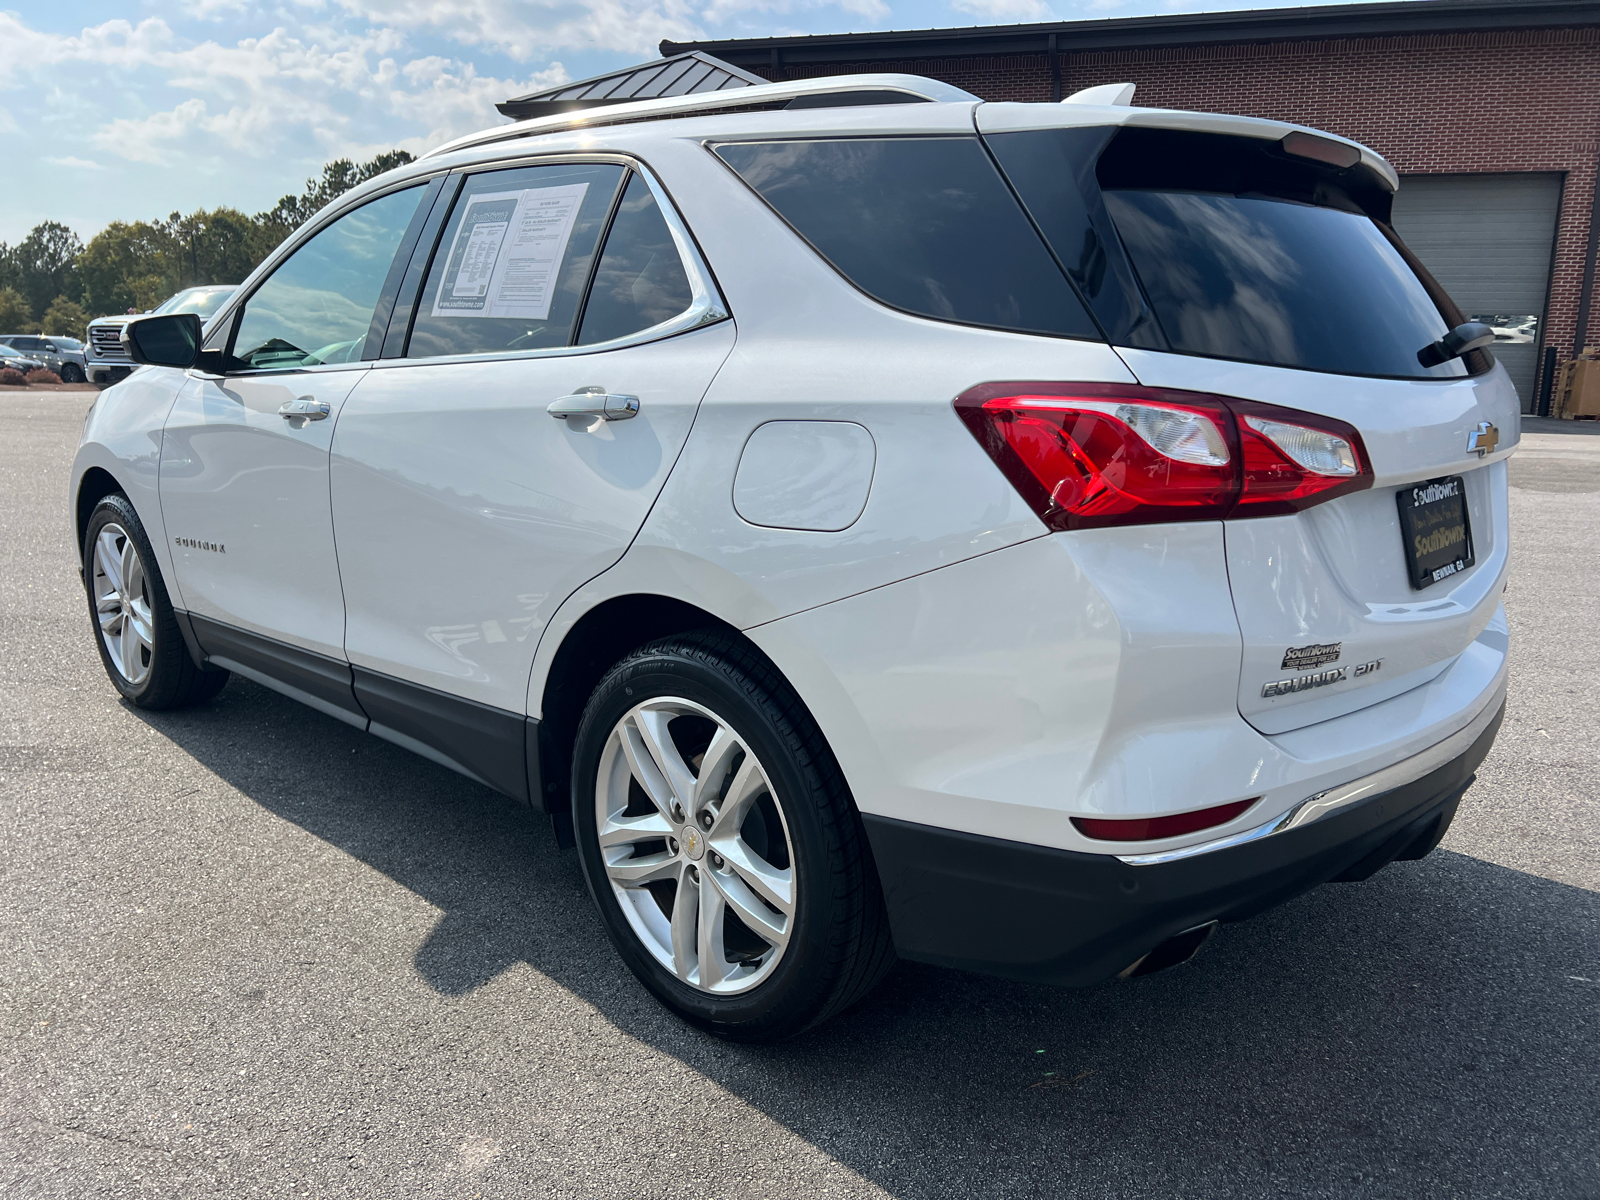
[[498, 52, 768, 121]]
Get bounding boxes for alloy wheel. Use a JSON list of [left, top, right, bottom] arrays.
[[596, 696, 796, 995], [92, 523, 154, 686]]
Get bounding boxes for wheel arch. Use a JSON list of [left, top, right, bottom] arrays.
[[534, 593, 743, 818], [75, 466, 124, 557]]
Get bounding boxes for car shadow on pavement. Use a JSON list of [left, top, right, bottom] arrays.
[[130, 677, 1600, 1198]]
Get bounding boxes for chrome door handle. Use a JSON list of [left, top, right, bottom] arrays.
[[279, 397, 330, 421], [548, 386, 639, 421]]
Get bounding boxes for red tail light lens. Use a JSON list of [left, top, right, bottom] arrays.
[[1072, 797, 1258, 842], [955, 383, 1371, 529]]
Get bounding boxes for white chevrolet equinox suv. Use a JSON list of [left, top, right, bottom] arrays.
[[72, 74, 1515, 1041]]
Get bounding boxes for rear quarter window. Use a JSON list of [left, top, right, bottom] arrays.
[[714, 137, 1099, 340]]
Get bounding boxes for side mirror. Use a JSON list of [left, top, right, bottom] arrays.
[[121, 313, 202, 369], [1417, 321, 1494, 369]]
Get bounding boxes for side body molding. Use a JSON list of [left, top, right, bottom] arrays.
[[183, 613, 537, 807]]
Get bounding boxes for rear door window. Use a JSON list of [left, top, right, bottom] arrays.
[[407, 163, 626, 359], [714, 137, 1099, 340]]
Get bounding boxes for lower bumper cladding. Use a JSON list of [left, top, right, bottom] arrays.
[[861, 701, 1502, 988]]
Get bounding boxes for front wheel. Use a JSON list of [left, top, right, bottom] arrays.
[[60, 363, 85, 384], [83, 493, 228, 709], [571, 632, 894, 1042]]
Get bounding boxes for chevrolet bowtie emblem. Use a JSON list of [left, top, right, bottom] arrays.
[[1467, 421, 1500, 457]]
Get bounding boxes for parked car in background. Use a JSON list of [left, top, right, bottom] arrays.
[[84, 286, 237, 384], [0, 334, 88, 382], [0, 342, 46, 375], [71, 76, 1515, 1041]]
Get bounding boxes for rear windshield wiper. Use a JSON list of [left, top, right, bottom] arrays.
[[1418, 321, 1493, 368]]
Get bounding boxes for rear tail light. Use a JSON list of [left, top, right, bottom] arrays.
[[1072, 797, 1258, 842], [955, 383, 1371, 529]]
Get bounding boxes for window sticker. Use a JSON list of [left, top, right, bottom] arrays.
[[431, 182, 590, 320]]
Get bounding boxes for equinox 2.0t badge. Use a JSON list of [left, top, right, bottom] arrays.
[[1262, 659, 1383, 698], [175, 537, 226, 553], [1281, 642, 1341, 671]]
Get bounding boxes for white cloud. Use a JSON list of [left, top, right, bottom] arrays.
[[0, 15, 564, 169], [45, 155, 105, 170], [947, 0, 1055, 17], [324, 0, 706, 59], [697, 0, 888, 26]]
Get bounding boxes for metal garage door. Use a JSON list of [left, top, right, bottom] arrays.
[[1390, 173, 1563, 410]]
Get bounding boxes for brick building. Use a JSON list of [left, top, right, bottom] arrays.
[[667, 0, 1600, 411]]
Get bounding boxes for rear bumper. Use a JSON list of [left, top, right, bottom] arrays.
[[862, 700, 1502, 987]]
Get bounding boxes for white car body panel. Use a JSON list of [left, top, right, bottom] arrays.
[[1117, 349, 1518, 735], [333, 322, 735, 713], [72, 369, 188, 587], [160, 363, 365, 659], [746, 528, 1507, 856]]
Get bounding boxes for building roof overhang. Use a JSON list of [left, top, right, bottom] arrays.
[[662, 0, 1600, 65]]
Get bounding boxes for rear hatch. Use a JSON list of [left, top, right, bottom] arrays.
[[981, 111, 1518, 734]]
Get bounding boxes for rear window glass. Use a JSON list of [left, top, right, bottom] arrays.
[[714, 137, 1098, 340], [408, 163, 626, 359], [1094, 129, 1464, 379], [577, 173, 694, 346]]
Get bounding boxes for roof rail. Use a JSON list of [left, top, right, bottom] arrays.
[[424, 73, 980, 160]]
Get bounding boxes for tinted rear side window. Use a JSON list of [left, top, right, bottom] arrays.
[[1095, 129, 1463, 379], [715, 137, 1099, 340], [577, 173, 694, 346]]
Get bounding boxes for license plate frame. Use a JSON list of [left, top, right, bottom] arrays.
[[1396, 475, 1475, 590]]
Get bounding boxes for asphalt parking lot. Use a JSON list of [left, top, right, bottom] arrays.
[[2, 394, 1597, 1200]]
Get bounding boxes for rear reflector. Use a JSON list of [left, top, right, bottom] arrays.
[[1072, 797, 1259, 842], [955, 383, 1372, 529]]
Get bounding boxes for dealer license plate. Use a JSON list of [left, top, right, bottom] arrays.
[[1397, 475, 1475, 590]]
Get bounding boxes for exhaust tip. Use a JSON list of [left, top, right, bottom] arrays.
[[1118, 921, 1218, 980]]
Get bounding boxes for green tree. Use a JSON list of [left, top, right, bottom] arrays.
[[11, 222, 84, 320], [42, 295, 90, 339], [0, 286, 31, 332], [254, 150, 416, 257], [77, 220, 179, 316]]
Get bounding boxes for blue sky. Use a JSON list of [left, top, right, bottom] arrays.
[[3, 0, 1349, 244]]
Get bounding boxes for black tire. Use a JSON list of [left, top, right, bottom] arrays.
[[61, 363, 85, 384], [572, 631, 895, 1042], [83, 493, 228, 710]]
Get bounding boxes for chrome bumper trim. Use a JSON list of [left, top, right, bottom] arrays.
[[1116, 687, 1504, 867]]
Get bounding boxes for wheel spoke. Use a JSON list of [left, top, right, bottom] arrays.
[[670, 864, 698, 981], [708, 755, 767, 839], [119, 615, 141, 678], [125, 599, 154, 648], [697, 870, 729, 989], [690, 727, 740, 814], [597, 810, 673, 849], [95, 531, 124, 593], [632, 706, 696, 811], [120, 542, 139, 604], [617, 719, 677, 820], [712, 836, 794, 916], [706, 866, 787, 947], [603, 849, 679, 886]]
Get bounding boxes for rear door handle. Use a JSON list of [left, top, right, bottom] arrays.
[[279, 397, 330, 421], [548, 386, 640, 421]]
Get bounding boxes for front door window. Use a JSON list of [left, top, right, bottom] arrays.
[[232, 186, 425, 370]]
